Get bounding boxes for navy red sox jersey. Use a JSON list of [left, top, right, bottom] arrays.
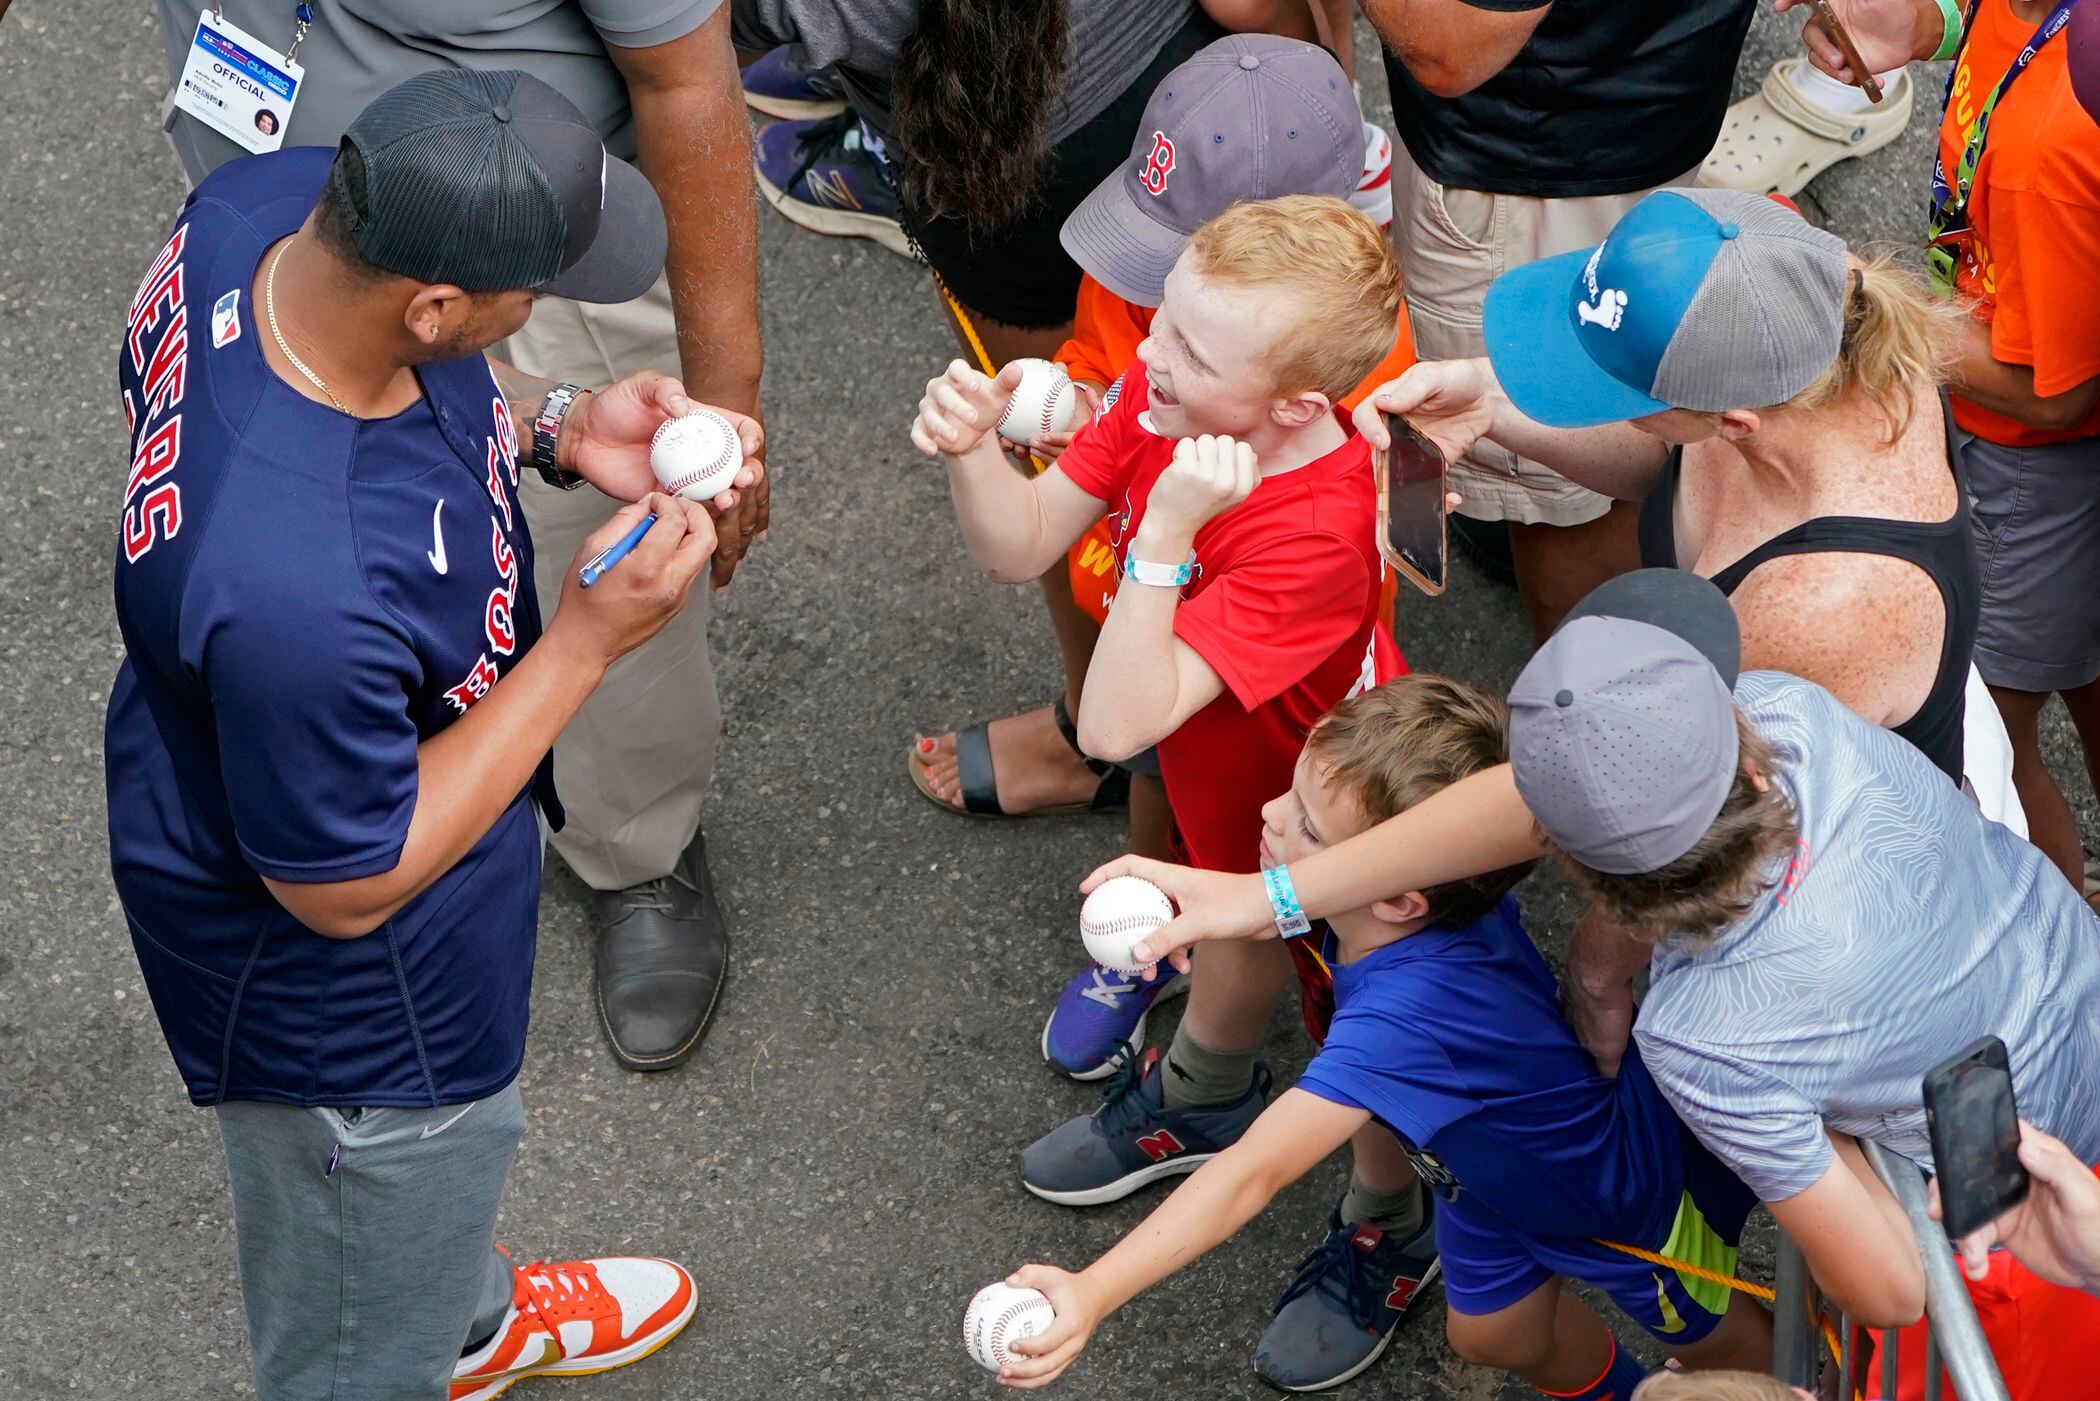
[[106, 147, 551, 1108]]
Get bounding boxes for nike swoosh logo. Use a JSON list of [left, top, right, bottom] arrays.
[[427, 498, 448, 574], [420, 1103, 473, 1139]]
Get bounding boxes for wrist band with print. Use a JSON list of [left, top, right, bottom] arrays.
[[1931, 0, 1964, 61], [1124, 551, 1197, 588], [1263, 864, 1312, 940]]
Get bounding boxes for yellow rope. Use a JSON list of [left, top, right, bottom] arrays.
[[1597, 1239, 1856, 1398]]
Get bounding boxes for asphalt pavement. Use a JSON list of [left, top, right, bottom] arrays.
[[1, 4, 2089, 1399]]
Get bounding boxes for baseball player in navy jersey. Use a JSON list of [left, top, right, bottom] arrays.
[[107, 71, 755, 1400]]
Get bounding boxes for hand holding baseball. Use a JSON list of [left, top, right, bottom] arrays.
[[1143, 434, 1259, 544], [990, 1265, 1105, 1389], [911, 359, 1019, 459], [1078, 856, 1276, 976], [562, 370, 763, 509]]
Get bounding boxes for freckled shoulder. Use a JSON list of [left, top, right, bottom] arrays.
[[1730, 550, 1948, 730]]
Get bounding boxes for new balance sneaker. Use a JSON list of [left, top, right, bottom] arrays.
[[1020, 1048, 1270, 1206], [1253, 1189, 1441, 1392], [752, 111, 913, 258], [1350, 120, 1395, 230], [450, 1254, 696, 1400], [740, 48, 847, 121], [1042, 961, 1187, 1081]]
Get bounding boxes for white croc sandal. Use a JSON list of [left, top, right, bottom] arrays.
[[1700, 61, 1914, 197]]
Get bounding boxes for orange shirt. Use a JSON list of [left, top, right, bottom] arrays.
[[1054, 275, 1418, 410], [1937, 0, 2100, 446]]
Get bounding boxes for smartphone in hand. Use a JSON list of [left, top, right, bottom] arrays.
[[1379, 414, 1449, 598], [1924, 1035, 2029, 1241]]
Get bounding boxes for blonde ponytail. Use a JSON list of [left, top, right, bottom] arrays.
[[1785, 251, 1964, 443]]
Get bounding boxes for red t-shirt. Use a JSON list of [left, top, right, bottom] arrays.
[[1054, 361, 1406, 874], [1937, 0, 2100, 445]]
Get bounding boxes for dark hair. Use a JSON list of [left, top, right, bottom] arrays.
[[310, 142, 389, 281], [890, 0, 1070, 226]]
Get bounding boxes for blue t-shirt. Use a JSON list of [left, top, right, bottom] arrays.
[[1295, 897, 1688, 1243], [107, 147, 549, 1109]]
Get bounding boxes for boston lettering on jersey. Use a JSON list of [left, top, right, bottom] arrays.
[[107, 147, 548, 1110]]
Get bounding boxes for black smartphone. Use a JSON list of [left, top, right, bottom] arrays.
[[1379, 414, 1448, 597], [1923, 1034, 2029, 1241]]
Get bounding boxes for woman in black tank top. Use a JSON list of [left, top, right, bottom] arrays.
[[1356, 190, 1981, 784]]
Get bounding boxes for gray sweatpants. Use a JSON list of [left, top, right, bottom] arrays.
[[215, 1081, 525, 1401]]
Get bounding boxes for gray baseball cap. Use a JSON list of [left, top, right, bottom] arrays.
[[1482, 188, 1849, 428], [339, 69, 666, 303], [1508, 570, 1744, 875], [1059, 35, 1359, 307]]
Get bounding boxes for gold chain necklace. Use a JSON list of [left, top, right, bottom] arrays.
[[265, 240, 349, 414]]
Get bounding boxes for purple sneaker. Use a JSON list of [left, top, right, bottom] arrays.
[[1041, 962, 1186, 1082], [752, 111, 912, 258], [740, 48, 847, 121]]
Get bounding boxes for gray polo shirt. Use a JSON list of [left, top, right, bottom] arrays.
[[729, 0, 1196, 143], [160, 0, 723, 181], [1633, 671, 2100, 1203]]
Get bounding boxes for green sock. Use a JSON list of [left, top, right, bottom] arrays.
[[1340, 1172, 1425, 1240], [1160, 1023, 1257, 1110]]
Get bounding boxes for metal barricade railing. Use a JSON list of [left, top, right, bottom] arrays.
[[1770, 1141, 2009, 1401]]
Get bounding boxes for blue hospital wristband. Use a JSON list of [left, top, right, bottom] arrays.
[[1262, 864, 1312, 940]]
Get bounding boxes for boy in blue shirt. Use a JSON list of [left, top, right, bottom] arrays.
[[991, 676, 1771, 1397]]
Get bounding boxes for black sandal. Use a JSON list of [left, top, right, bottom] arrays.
[[908, 698, 1130, 818]]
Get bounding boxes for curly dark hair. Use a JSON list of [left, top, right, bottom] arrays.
[[890, 0, 1070, 226]]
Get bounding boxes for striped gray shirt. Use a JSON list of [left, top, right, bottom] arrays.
[[1634, 672, 2100, 1202]]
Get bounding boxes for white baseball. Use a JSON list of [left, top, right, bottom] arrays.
[[995, 358, 1079, 446], [1080, 875, 1175, 976], [964, 1282, 1056, 1373], [649, 408, 742, 502]]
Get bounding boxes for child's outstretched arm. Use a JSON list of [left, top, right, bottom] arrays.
[[1074, 434, 1255, 761], [910, 359, 1107, 584], [994, 1089, 1369, 1389]]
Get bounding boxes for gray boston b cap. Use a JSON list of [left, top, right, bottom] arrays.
[[339, 69, 665, 304], [1645, 188, 1851, 413], [1059, 35, 1360, 307], [1508, 571, 1743, 875]]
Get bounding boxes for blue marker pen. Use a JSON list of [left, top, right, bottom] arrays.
[[578, 513, 657, 588]]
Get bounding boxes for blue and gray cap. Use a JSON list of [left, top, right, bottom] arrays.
[[338, 69, 666, 304], [1483, 187, 1849, 428], [1508, 570, 1744, 875]]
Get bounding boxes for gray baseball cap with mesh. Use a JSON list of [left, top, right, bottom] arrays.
[[337, 69, 666, 304], [1508, 570, 1745, 875], [1483, 187, 1850, 429]]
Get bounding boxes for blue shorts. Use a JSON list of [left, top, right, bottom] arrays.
[[1435, 1126, 1756, 1347]]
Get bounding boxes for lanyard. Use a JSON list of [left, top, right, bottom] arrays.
[[212, 3, 317, 66], [1927, 0, 2079, 290]]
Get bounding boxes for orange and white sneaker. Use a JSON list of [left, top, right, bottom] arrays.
[[1351, 120, 1395, 230], [450, 1254, 697, 1400]]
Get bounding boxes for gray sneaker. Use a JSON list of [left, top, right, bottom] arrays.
[[1253, 1187, 1441, 1391]]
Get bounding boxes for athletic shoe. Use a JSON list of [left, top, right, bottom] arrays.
[[450, 1254, 697, 1400], [1041, 961, 1187, 1081], [1350, 120, 1394, 229], [740, 48, 847, 121], [752, 111, 914, 258], [1020, 1048, 1270, 1206], [1252, 1189, 1442, 1392]]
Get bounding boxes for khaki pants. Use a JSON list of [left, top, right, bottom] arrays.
[[1392, 144, 1700, 526], [501, 275, 721, 891]]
